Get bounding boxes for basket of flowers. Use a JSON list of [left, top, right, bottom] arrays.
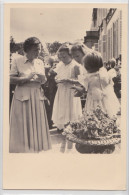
[[63, 106, 121, 153]]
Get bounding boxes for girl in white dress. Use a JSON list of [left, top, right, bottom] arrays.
[[52, 45, 83, 132], [82, 51, 120, 118]]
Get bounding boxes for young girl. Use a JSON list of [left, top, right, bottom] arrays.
[[82, 51, 120, 118], [52, 44, 83, 132]]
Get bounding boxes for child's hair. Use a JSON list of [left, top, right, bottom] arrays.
[[57, 44, 71, 56], [71, 42, 91, 55], [83, 51, 103, 73], [110, 58, 116, 68]]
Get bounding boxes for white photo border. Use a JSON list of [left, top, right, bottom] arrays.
[[0, 0, 129, 194]]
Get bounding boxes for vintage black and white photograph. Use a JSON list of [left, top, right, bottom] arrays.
[[2, 2, 128, 190], [9, 7, 122, 154]]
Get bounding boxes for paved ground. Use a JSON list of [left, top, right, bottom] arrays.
[[49, 129, 78, 154], [49, 128, 121, 154]]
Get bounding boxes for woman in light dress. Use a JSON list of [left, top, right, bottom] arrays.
[[10, 37, 51, 153], [52, 44, 83, 132]]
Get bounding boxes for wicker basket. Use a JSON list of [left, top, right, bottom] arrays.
[[66, 133, 121, 146]]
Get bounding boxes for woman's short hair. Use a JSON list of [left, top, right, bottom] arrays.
[[23, 37, 41, 53], [83, 51, 103, 73], [71, 42, 90, 55], [57, 44, 71, 56]]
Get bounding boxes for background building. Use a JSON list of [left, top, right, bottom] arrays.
[[84, 8, 122, 65]]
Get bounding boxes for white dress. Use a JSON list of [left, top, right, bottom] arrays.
[[83, 67, 120, 118], [52, 60, 82, 128]]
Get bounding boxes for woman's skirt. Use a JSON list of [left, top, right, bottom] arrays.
[[9, 82, 52, 153]]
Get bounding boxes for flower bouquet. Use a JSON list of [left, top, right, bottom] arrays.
[[63, 106, 121, 153]]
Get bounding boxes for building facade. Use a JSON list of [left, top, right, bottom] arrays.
[[84, 8, 122, 64]]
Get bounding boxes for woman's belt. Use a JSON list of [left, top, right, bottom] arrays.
[[17, 81, 41, 88]]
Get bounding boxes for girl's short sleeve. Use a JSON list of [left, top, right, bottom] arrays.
[[10, 58, 19, 76]]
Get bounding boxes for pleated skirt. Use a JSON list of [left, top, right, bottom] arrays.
[[9, 82, 52, 153]]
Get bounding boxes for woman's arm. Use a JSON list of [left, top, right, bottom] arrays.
[[55, 78, 79, 85], [10, 76, 28, 85], [10, 57, 36, 85], [10, 72, 36, 85], [65, 79, 80, 85]]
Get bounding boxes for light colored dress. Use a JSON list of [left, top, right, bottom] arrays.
[[83, 67, 120, 118], [10, 55, 52, 153], [52, 60, 82, 128]]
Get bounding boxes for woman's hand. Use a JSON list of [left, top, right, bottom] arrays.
[[60, 78, 79, 85], [36, 73, 44, 77], [36, 73, 47, 84], [25, 71, 36, 80], [71, 85, 85, 92], [10, 71, 36, 85], [55, 79, 70, 84], [55, 79, 79, 85]]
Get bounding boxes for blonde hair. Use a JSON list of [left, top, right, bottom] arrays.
[[71, 42, 91, 55]]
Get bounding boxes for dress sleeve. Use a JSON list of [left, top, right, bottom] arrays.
[[10, 58, 19, 76]]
